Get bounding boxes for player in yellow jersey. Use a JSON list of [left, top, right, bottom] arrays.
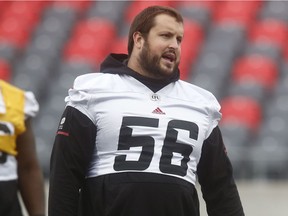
[[0, 80, 45, 216]]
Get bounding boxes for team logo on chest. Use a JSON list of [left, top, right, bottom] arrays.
[[150, 93, 160, 101]]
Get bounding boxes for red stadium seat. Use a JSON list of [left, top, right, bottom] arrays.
[[220, 96, 262, 132], [51, 0, 92, 13], [179, 20, 204, 80], [64, 35, 108, 67], [249, 19, 288, 49], [2, 1, 47, 29], [0, 1, 46, 49], [232, 55, 278, 90], [0, 1, 11, 16], [283, 44, 288, 62], [0, 59, 11, 81], [213, 1, 262, 29], [5, 1, 47, 13], [125, 1, 176, 24], [73, 18, 117, 41], [177, 0, 218, 12], [64, 18, 117, 65], [0, 17, 32, 48], [110, 37, 128, 54], [2, 4, 39, 23]]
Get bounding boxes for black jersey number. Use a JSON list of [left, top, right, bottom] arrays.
[[0, 152, 7, 164], [114, 117, 158, 171], [114, 116, 199, 177], [0, 122, 11, 164]]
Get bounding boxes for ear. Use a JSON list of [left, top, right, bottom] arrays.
[[133, 31, 144, 49]]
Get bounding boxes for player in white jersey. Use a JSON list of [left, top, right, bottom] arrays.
[[49, 5, 244, 216], [0, 80, 45, 216]]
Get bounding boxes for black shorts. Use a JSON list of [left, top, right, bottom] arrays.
[[0, 180, 23, 216], [79, 172, 200, 216]]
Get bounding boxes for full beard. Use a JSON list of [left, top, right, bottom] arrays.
[[138, 42, 179, 80]]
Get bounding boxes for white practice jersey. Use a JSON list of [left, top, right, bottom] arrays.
[[66, 73, 221, 185]]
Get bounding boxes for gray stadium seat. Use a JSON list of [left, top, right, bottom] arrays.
[[188, 49, 234, 99], [227, 81, 268, 104], [204, 23, 246, 58], [220, 122, 254, 179], [0, 43, 18, 63], [265, 94, 288, 122], [259, 1, 288, 23], [37, 6, 77, 48], [188, 22, 247, 100], [177, 5, 211, 29], [249, 133, 288, 179], [12, 54, 52, 100], [259, 117, 288, 141], [192, 51, 233, 78], [189, 71, 226, 100], [25, 34, 61, 64], [58, 61, 96, 75], [42, 5, 77, 31], [244, 42, 282, 65], [86, 1, 129, 25]]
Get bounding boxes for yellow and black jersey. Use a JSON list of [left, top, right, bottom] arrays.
[[0, 80, 39, 181]]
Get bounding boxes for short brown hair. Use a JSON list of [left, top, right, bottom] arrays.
[[127, 5, 184, 57]]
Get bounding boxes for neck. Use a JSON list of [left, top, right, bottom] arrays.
[[127, 55, 151, 79]]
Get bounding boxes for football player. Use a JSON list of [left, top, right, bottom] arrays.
[[49, 5, 244, 216], [0, 79, 45, 216]]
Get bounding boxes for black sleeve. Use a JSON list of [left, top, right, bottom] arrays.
[[48, 106, 96, 216], [197, 126, 245, 216]]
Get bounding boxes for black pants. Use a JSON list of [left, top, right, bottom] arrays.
[[80, 172, 200, 216], [0, 180, 23, 216]]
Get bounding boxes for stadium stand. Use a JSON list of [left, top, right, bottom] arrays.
[[2, 0, 287, 180], [0, 59, 11, 81]]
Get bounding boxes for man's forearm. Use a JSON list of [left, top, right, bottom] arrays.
[[18, 168, 45, 216]]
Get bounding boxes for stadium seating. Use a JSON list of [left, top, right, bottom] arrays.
[[188, 22, 245, 99], [0, 59, 10, 81], [231, 55, 278, 90], [250, 122, 288, 179], [64, 18, 117, 67], [110, 36, 128, 54], [227, 81, 268, 104], [0, 1, 46, 49], [51, 0, 91, 13], [124, 1, 176, 24], [4, 0, 288, 180], [0, 42, 17, 63], [179, 20, 204, 80], [177, 3, 211, 29], [220, 96, 262, 132], [213, 0, 262, 29], [259, 0, 288, 23], [220, 122, 254, 179], [248, 19, 288, 50]]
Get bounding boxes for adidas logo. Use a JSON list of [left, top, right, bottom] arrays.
[[152, 107, 165, 115]]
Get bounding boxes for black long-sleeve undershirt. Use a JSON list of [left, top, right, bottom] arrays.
[[49, 106, 96, 216], [197, 126, 244, 215]]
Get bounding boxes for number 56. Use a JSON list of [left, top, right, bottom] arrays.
[[114, 116, 199, 177]]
